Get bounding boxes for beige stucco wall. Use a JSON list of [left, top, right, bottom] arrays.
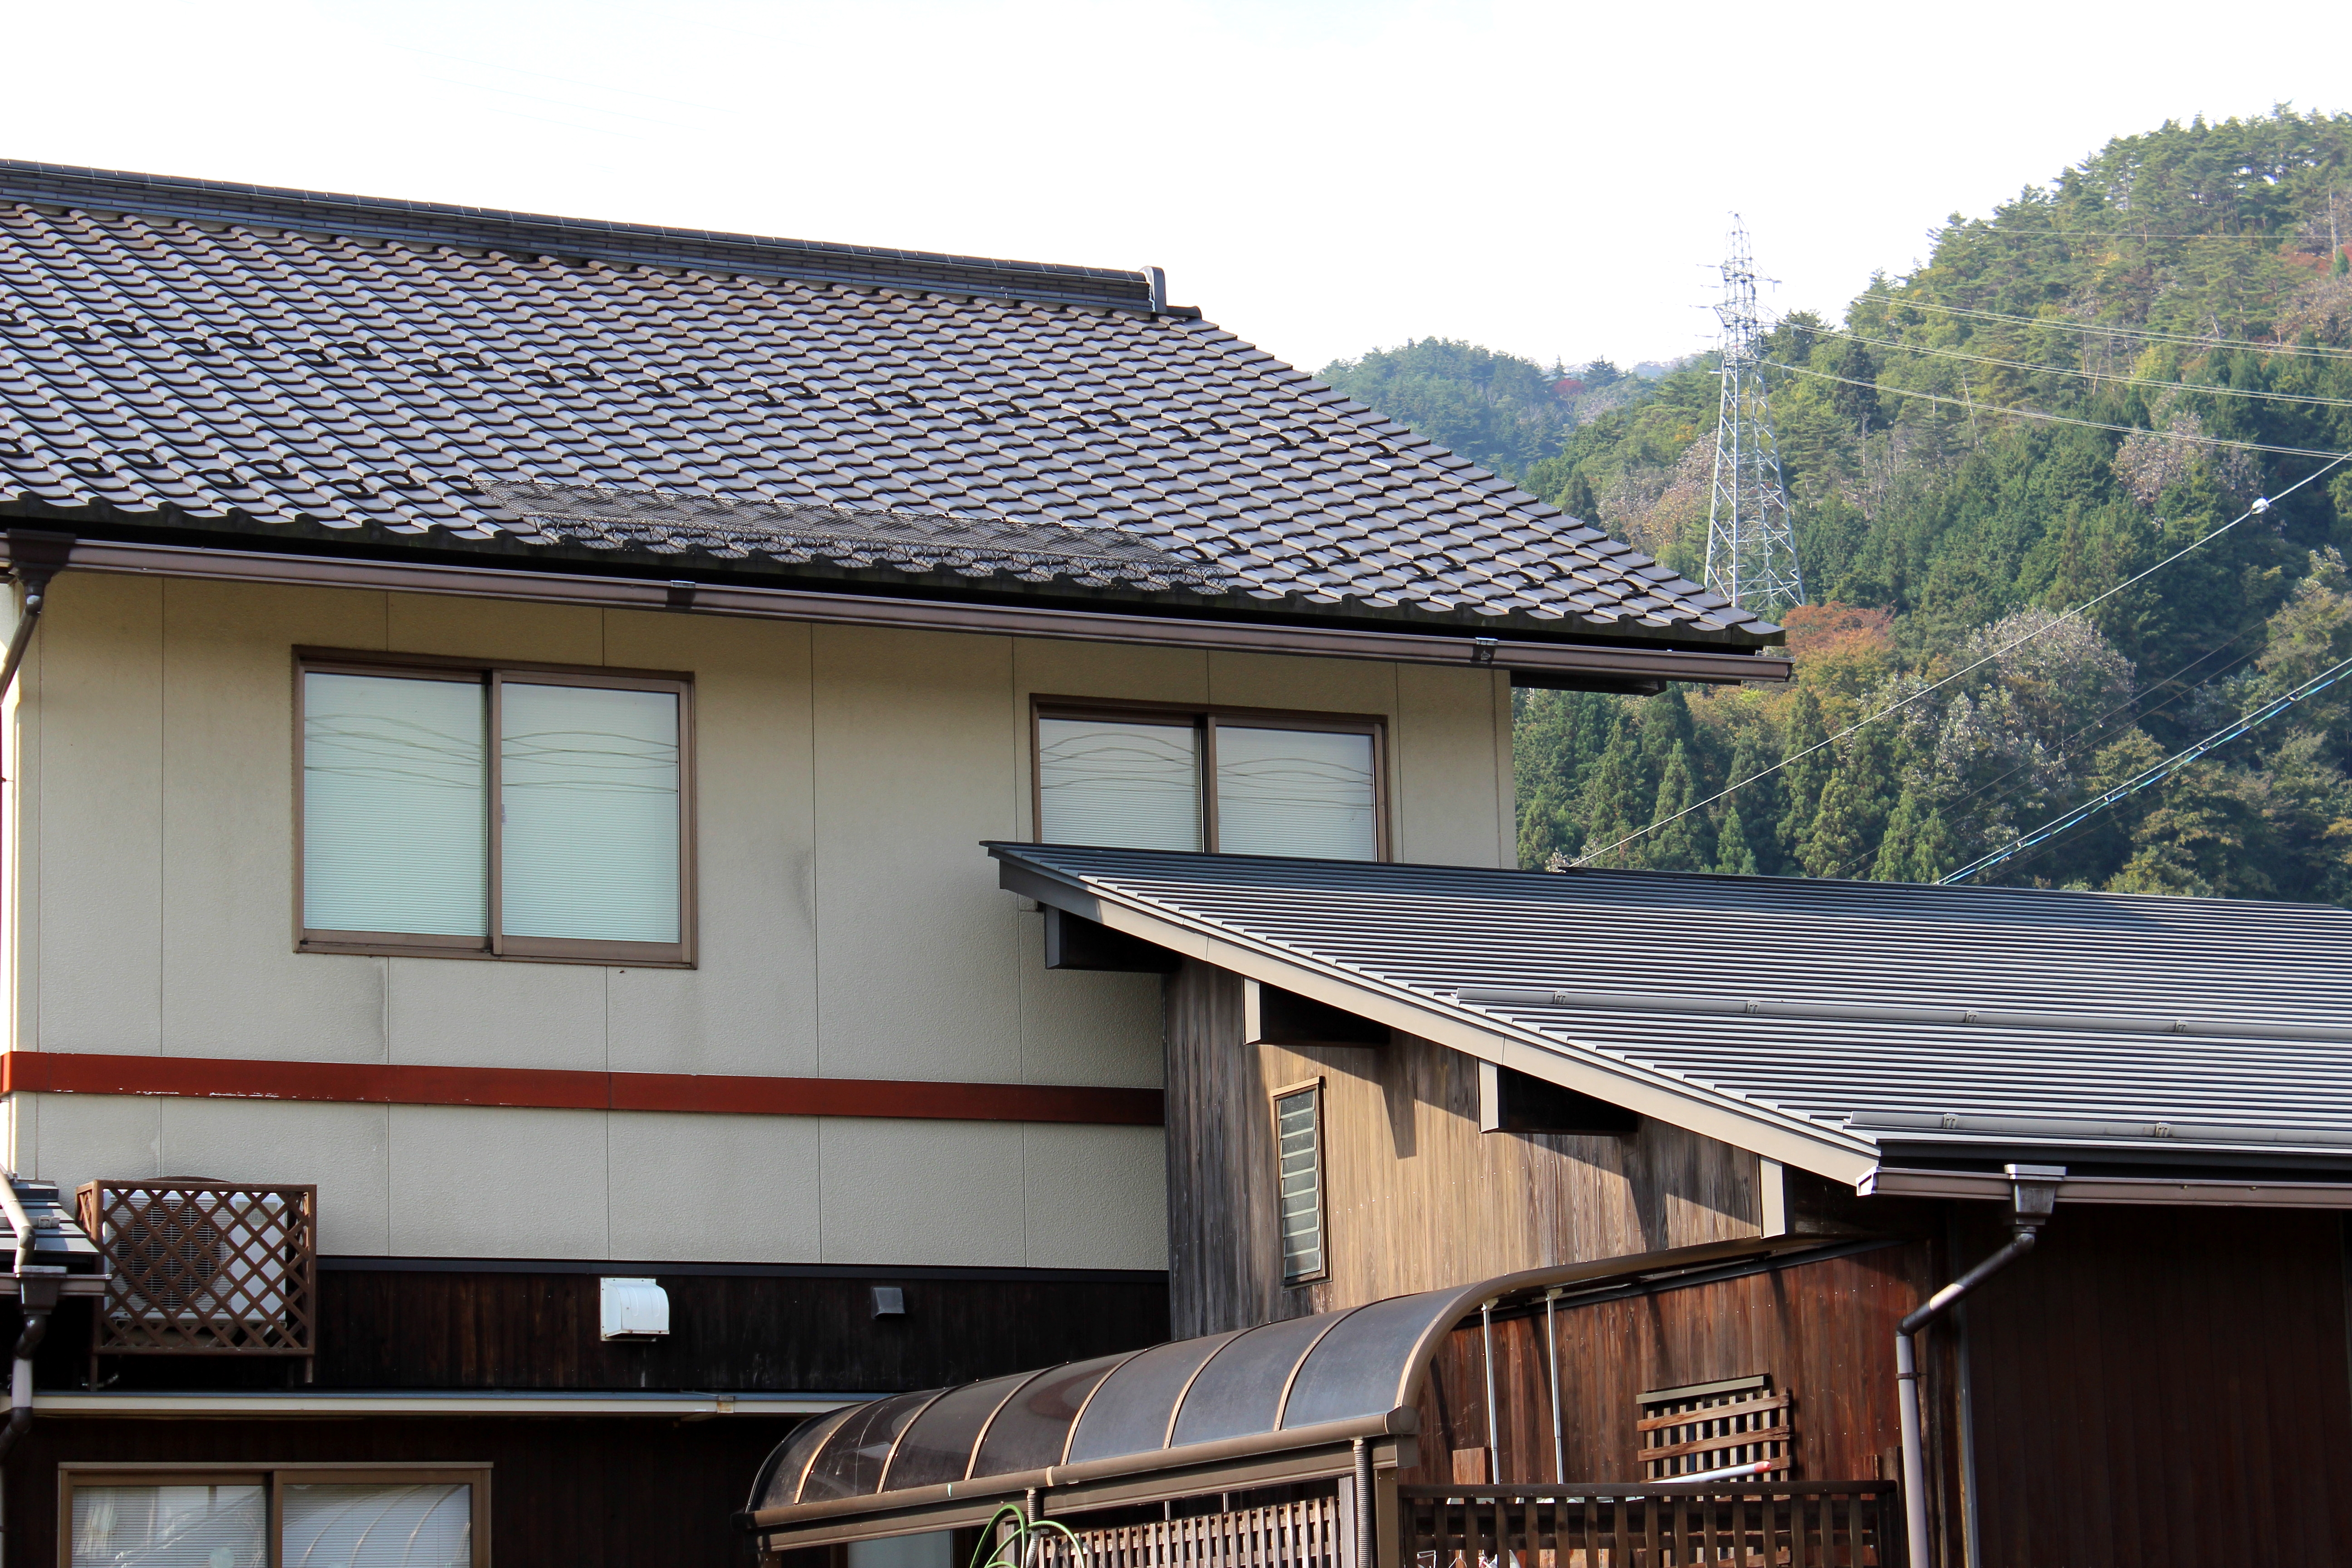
[[0, 570, 1517, 1266]]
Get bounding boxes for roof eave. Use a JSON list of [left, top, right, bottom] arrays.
[[988, 846, 1877, 1184]]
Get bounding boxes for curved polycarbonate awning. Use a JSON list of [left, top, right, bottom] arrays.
[[745, 1235, 1824, 1545]]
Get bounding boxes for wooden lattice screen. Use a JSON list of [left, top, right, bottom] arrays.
[[76, 1181, 317, 1374], [1637, 1373, 1793, 1480]]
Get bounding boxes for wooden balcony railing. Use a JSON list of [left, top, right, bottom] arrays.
[[1400, 1483, 1899, 1568], [1056, 1496, 1343, 1568]]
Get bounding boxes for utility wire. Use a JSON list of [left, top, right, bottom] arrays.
[[1764, 363, 2352, 460], [1941, 651, 2352, 885], [1793, 324, 2352, 411], [1857, 298, 2352, 361], [1566, 456, 2350, 868]]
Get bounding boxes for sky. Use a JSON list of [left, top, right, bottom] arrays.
[[4, 0, 2346, 375]]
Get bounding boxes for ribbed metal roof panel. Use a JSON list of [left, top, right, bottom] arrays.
[[991, 844, 2352, 1155]]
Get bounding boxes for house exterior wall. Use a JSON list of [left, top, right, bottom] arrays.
[[0, 570, 1517, 1270], [1164, 961, 1769, 1336]]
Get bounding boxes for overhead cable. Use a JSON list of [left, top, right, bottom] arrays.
[[1792, 324, 2352, 412], [1565, 455, 2351, 868], [1859, 298, 2352, 362], [1764, 363, 2352, 461], [1941, 651, 2352, 885]]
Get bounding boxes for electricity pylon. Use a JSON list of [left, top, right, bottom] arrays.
[[1704, 216, 1804, 615]]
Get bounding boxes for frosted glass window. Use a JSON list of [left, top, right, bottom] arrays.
[[72, 1482, 266, 1568], [1038, 718, 1202, 851], [1215, 727, 1377, 860], [283, 1482, 473, 1568], [304, 673, 487, 936], [501, 683, 681, 943], [1275, 1086, 1324, 1283]]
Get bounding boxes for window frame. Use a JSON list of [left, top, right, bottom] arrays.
[[59, 1461, 492, 1568], [1270, 1074, 1330, 1289], [293, 647, 697, 968], [1029, 697, 1390, 860]]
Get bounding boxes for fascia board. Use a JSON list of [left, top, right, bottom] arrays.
[[1001, 862, 1877, 1184]]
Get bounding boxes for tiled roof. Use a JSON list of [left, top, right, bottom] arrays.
[[0, 162, 1777, 647]]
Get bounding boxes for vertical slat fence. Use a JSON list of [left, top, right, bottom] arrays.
[[1054, 1496, 1344, 1568], [1398, 1482, 1898, 1567]]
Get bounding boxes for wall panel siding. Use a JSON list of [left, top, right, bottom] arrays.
[[1961, 1205, 2352, 1568], [1165, 962, 1765, 1337], [1403, 1243, 1935, 1487], [1392, 665, 1509, 868]]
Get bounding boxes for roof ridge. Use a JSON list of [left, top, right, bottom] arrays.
[[0, 160, 1159, 313]]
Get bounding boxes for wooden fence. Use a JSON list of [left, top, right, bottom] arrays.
[[1399, 1484, 1898, 1568], [1054, 1496, 1343, 1568]]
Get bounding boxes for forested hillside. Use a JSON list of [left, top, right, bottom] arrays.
[[1347, 108, 2352, 898]]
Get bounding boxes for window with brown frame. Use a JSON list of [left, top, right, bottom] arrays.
[[1033, 701, 1386, 860], [296, 650, 694, 966], [60, 1463, 490, 1568], [1273, 1078, 1328, 1286]]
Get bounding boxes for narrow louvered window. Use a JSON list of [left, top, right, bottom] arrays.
[[1036, 717, 1204, 851], [1274, 1082, 1327, 1284], [298, 653, 693, 966]]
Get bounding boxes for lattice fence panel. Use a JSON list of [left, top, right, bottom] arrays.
[[1638, 1374, 1793, 1480], [77, 1181, 317, 1358]]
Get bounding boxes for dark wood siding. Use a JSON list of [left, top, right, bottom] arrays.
[[31, 1267, 1168, 1395], [13, 1414, 794, 1568], [1166, 960, 1769, 1336], [1404, 1242, 1939, 1488], [1961, 1205, 2352, 1568]]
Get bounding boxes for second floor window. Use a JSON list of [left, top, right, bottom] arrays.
[[1035, 704, 1383, 860], [298, 652, 693, 965]]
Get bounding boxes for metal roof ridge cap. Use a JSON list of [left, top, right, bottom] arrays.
[[1457, 985, 2352, 1047]]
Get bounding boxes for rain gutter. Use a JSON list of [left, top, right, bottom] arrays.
[[0, 536, 1789, 690]]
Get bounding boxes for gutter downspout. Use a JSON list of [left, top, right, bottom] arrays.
[[1896, 1164, 2061, 1568], [0, 532, 73, 708], [0, 1173, 66, 1568]]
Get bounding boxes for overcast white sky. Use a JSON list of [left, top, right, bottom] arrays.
[[5, 0, 2344, 374]]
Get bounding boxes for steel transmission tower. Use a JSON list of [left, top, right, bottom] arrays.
[[1704, 217, 1804, 614]]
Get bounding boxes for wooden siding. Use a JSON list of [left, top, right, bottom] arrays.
[[1960, 1205, 2352, 1567], [12, 1414, 794, 1568], [1165, 961, 1768, 1336], [1404, 1243, 1938, 1488], [26, 1266, 1169, 1395]]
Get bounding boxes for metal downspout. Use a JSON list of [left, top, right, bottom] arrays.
[[1351, 1437, 1375, 1568], [0, 532, 73, 708], [1896, 1164, 2061, 1568]]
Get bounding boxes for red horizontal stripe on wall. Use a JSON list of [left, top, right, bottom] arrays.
[[0, 1052, 1163, 1126]]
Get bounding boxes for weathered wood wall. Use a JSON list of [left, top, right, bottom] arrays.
[[29, 1266, 1169, 1394], [1166, 961, 1768, 1337], [1960, 1205, 2352, 1567], [1405, 1242, 1937, 1487]]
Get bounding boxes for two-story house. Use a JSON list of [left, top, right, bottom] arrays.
[[0, 162, 1788, 1568]]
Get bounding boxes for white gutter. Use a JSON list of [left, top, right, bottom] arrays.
[[1861, 1166, 2352, 1207], [37, 1389, 869, 1418]]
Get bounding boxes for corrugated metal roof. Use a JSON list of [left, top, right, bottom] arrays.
[[990, 844, 2352, 1168]]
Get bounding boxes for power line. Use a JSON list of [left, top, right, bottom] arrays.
[[1796, 323, 2352, 411], [1764, 363, 2352, 460], [1564, 456, 2350, 868], [1941, 651, 2352, 885], [1858, 298, 2352, 361]]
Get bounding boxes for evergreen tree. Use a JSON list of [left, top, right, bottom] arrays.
[[1642, 742, 1712, 871], [1558, 466, 1599, 521], [1580, 714, 1654, 868], [1714, 798, 1760, 875], [1872, 787, 1955, 882], [1803, 725, 1898, 878], [1776, 688, 1832, 867]]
